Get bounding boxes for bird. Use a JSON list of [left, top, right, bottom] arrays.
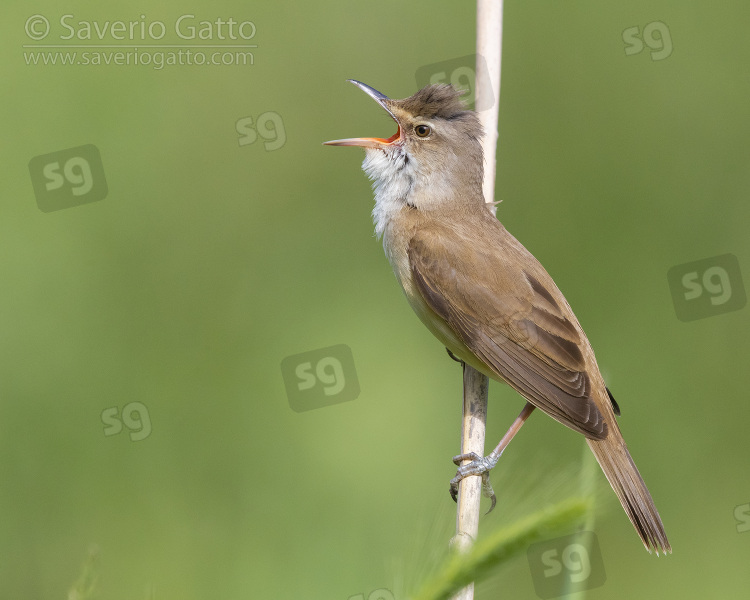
[[324, 80, 670, 555]]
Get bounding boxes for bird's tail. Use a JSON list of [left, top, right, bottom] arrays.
[[586, 429, 671, 555]]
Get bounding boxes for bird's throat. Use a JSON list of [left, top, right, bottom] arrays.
[[362, 148, 416, 240]]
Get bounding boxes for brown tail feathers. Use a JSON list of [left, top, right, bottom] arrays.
[[587, 429, 671, 555]]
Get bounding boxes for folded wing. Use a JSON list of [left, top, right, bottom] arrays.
[[408, 228, 607, 439]]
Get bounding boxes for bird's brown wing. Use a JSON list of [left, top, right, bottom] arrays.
[[408, 227, 607, 439]]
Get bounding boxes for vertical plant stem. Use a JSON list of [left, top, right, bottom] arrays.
[[476, 0, 504, 217], [450, 2, 504, 600], [450, 365, 489, 600]]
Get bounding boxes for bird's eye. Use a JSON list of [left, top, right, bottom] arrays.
[[414, 124, 431, 138]]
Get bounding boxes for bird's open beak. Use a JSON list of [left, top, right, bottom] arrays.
[[323, 80, 402, 149]]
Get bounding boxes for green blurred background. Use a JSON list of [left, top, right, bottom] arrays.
[[3, 1, 750, 598]]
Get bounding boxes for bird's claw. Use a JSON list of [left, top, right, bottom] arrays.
[[449, 452, 499, 514]]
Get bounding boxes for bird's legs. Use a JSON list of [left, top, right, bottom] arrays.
[[450, 401, 536, 513]]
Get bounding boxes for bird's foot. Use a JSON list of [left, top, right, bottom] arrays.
[[449, 452, 499, 514]]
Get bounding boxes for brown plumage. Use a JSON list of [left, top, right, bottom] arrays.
[[325, 81, 670, 554]]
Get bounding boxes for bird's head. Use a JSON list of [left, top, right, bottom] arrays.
[[325, 80, 485, 222]]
